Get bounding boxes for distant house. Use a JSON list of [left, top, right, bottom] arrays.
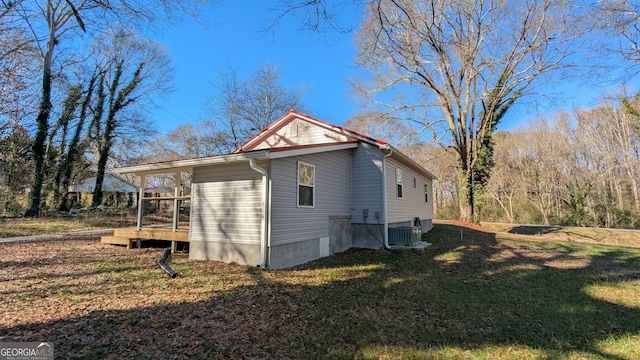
[[114, 110, 436, 269], [143, 186, 177, 211], [68, 174, 137, 208], [69, 174, 137, 193]]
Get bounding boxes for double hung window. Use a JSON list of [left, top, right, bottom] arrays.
[[396, 168, 403, 198], [298, 162, 315, 207]]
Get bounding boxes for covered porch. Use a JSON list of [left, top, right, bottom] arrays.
[[101, 169, 191, 252]]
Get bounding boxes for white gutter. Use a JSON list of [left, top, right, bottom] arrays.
[[381, 148, 393, 249], [115, 151, 270, 175], [249, 159, 269, 268]]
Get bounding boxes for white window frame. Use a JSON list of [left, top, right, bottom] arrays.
[[297, 161, 315, 208], [424, 183, 429, 203], [396, 168, 403, 198]]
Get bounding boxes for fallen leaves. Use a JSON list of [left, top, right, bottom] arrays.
[[1, 229, 640, 359]]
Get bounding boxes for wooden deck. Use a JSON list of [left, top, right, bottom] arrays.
[[101, 228, 189, 249]]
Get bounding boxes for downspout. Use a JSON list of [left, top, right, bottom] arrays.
[[249, 159, 269, 268], [381, 148, 392, 249]]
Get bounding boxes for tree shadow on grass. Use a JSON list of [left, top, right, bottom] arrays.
[[508, 224, 564, 236], [417, 225, 640, 358], [1, 224, 639, 359]]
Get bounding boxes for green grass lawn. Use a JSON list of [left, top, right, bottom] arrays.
[[1, 223, 639, 359]]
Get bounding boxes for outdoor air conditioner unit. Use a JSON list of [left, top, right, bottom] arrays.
[[388, 226, 422, 246]]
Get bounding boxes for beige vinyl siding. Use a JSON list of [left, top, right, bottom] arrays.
[[252, 118, 355, 150], [189, 161, 267, 245], [351, 142, 383, 223], [385, 157, 433, 223], [270, 149, 352, 246]]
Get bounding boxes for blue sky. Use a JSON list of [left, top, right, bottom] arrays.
[[149, 1, 622, 136], [150, 1, 366, 134]]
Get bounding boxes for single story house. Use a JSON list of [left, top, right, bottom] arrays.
[[67, 174, 137, 208], [69, 174, 137, 193], [115, 110, 436, 269]]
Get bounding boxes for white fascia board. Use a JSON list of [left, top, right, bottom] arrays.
[[115, 151, 270, 175], [267, 142, 359, 159]]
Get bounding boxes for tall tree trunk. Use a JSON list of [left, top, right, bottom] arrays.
[[92, 142, 111, 207], [52, 121, 69, 207], [457, 166, 474, 222], [91, 61, 143, 207], [51, 85, 82, 209], [631, 178, 640, 212], [59, 77, 96, 211], [25, 51, 53, 217]]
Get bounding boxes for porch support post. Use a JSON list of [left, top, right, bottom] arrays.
[[171, 172, 182, 253], [137, 174, 146, 230], [172, 172, 182, 232]]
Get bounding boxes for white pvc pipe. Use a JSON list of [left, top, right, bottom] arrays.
[[249, 159, 269, 268], [382, 149, 392, 249]]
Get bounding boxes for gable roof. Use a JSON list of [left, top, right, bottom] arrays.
[[69, 174, 137, 192], [235, 109, 389, 153], [115, 110, 435, 180], [236, 109, 435, 180]]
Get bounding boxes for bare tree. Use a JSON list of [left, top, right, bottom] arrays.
[[596, 0, 640, 65], [344, 111, 419, 147], [269, 0, 361, 34], [353, 0, 593, 221], [0, 44, 39, 132], [480, 102, 640, 228], [13, 0, 205, 216], [0, 124, 32, 215], [484, 132, 520, 223], [147, 121, 231, 162], [15, 0, 92, 216], [0, 0, 31, 62], [209, 62, 308, 148], [576, 102, 640, 213], [401, 142, 458, 218], [87, 29, 172, 207], [0, 1, 38, 132]]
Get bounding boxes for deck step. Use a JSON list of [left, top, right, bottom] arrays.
[[113, 228, 189, 241], [101, 236, 133, 248]]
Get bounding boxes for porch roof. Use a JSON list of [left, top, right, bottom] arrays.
[[114, 142, 360, 176]]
